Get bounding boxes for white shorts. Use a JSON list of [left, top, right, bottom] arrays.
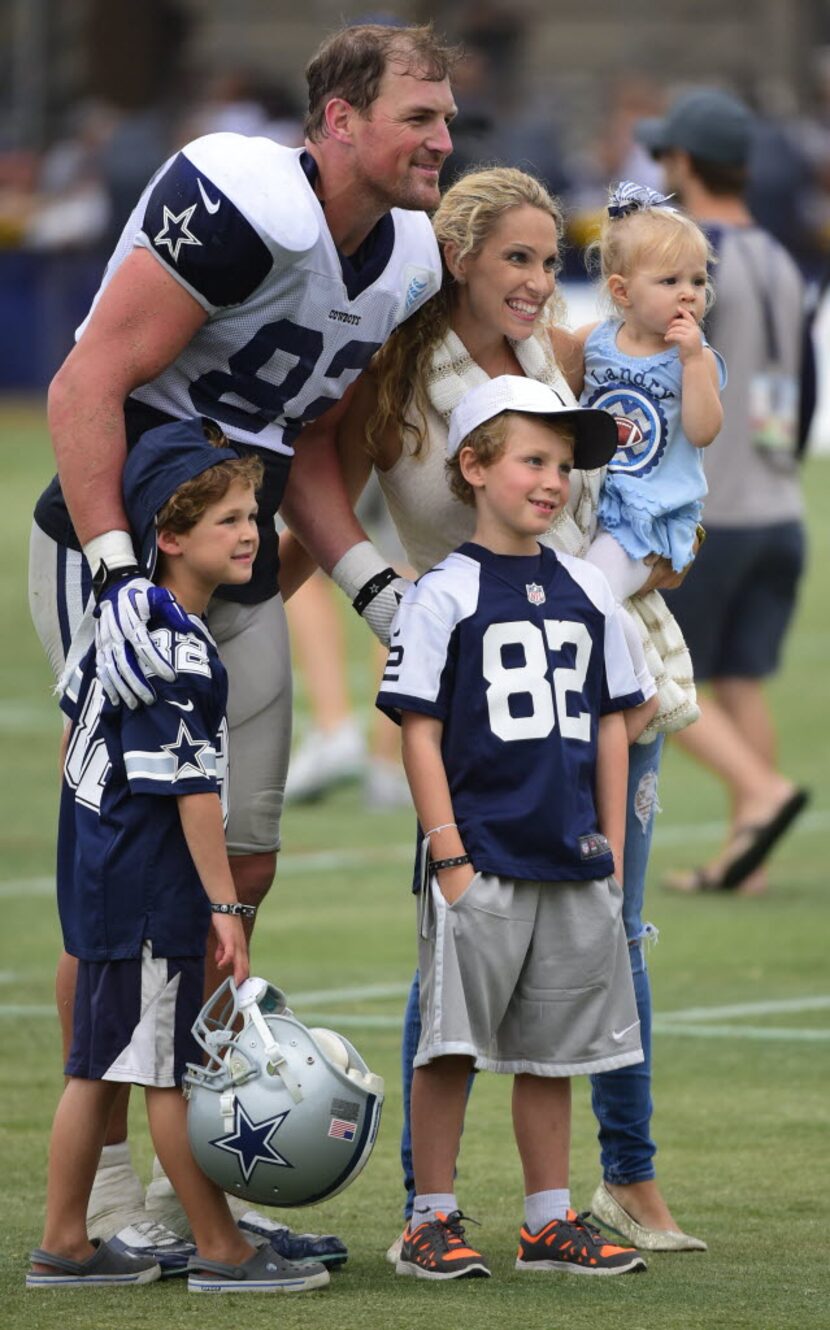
[[415, 871, 643, 1077], [29, 521, 292, 854]]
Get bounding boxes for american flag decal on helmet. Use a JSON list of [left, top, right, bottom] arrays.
[[328, 1117, 357, 1141]]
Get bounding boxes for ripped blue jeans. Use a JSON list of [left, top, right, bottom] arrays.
[[398, 735, 665, 1216], [590, 734, 663, 1185]]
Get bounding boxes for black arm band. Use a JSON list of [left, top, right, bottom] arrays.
[[430, 854, 472, 872], [352, 566, 397, 616], [92, 561, 140, 604], [210, 902, 257, 919]]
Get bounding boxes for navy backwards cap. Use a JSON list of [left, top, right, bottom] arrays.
[[635, 87, 755, 167], [447, 376, 619, 471], [122, 417, 241, 578]]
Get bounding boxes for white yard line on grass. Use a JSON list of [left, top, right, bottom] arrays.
[[2, 806, 828, 899], [651, 1022, 830, 1041], [9, 987, 830, 1043]]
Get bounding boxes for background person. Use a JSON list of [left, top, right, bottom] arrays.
[[636, 88, 810, 894]]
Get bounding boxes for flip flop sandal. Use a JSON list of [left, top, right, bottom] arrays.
[[26, 1237, 162, 1289], [662, 788, 810, 894], [187, 1243, 330, 1293], [719, 788, 810, 889]]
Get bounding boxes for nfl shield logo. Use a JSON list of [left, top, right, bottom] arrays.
[[526, 583, 546, 606]]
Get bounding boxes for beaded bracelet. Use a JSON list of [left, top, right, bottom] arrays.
[[430, 854, 471, 872], [211, 902, 257, 919], [425, 822, 457, 838]]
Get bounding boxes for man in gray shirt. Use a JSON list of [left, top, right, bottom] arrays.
[[637, 89, 809, 893]]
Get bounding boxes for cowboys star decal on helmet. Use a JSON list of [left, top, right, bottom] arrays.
[[184, 977, 384, 1207], [211, 1104, 292, 1182]]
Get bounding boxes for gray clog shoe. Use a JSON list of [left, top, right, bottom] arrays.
[[26, 1237, 162, 1289], [187, 1242, 330, 1293]]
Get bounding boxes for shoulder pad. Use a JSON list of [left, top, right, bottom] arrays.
[[389, 210, 442, 320], [183, 135, 321, 256]]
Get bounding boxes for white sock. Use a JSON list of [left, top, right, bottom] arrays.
[[98, 1141, 133, 1169], [412, 1192, 457, 1225], [525, 1188, 570, 1232]]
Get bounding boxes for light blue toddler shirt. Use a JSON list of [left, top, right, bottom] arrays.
[[581, 319, 727, 571]]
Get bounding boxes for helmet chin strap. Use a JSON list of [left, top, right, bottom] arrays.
[[246, 1001, 304, 1104]]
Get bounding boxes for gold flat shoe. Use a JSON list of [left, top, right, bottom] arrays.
[[590, 1182, 708, 1252]]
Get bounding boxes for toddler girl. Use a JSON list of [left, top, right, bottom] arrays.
[[579, 181, 725, 599]]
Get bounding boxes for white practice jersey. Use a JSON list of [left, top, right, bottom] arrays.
[[79, 134, 442, 454]]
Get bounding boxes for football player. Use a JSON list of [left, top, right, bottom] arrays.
[[29, 21, 456, 1268]]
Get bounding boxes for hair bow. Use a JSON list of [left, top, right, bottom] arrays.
[[607, 181, 676, 219]]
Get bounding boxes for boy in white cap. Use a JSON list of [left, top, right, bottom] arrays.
[[377, 377, 650, 1280]]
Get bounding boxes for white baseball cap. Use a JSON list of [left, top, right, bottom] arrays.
[[447, 375, 618, 470]]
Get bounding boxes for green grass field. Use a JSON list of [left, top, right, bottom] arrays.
[[1, 399, 828, 1329]]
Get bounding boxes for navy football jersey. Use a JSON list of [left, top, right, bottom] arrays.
[[377, 543, 643, 882], [58, 617, 228, 961]]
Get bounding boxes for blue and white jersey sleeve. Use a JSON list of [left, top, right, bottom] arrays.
[[136, 137, 279, 312], [555, 554, 645, 714], [377, 557, 480, 723]]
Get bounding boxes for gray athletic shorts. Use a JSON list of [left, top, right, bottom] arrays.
[[29, 521, 291, 854], [415, 872, 643, 1077]]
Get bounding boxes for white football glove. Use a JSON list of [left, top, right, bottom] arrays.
[[330, 541, 411, 646], [95, 575, 192, 709]]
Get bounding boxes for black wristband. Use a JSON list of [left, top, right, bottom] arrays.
[[211, 902, 257, 919], [352, 566, 397, 616], [430, 854, 472, 872], [92, 560, 140, 604]]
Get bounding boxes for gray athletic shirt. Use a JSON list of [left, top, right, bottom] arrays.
[[702, 223, 804, 527]]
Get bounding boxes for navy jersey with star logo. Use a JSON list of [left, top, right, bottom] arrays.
[[57, 617, 228, 961], [377, 543, 644, 882]]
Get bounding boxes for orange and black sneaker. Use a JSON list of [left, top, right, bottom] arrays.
[[516, 1210, 647, 1276], [396, 1210, 491, 1281]]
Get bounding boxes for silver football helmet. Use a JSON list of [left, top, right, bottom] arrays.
[[184, 976, 384, 1208]]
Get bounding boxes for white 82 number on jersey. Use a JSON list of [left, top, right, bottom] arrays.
[[482, 619, 592, 743]]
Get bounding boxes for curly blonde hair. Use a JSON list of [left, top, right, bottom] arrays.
[[368, 167, 565, 457]]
